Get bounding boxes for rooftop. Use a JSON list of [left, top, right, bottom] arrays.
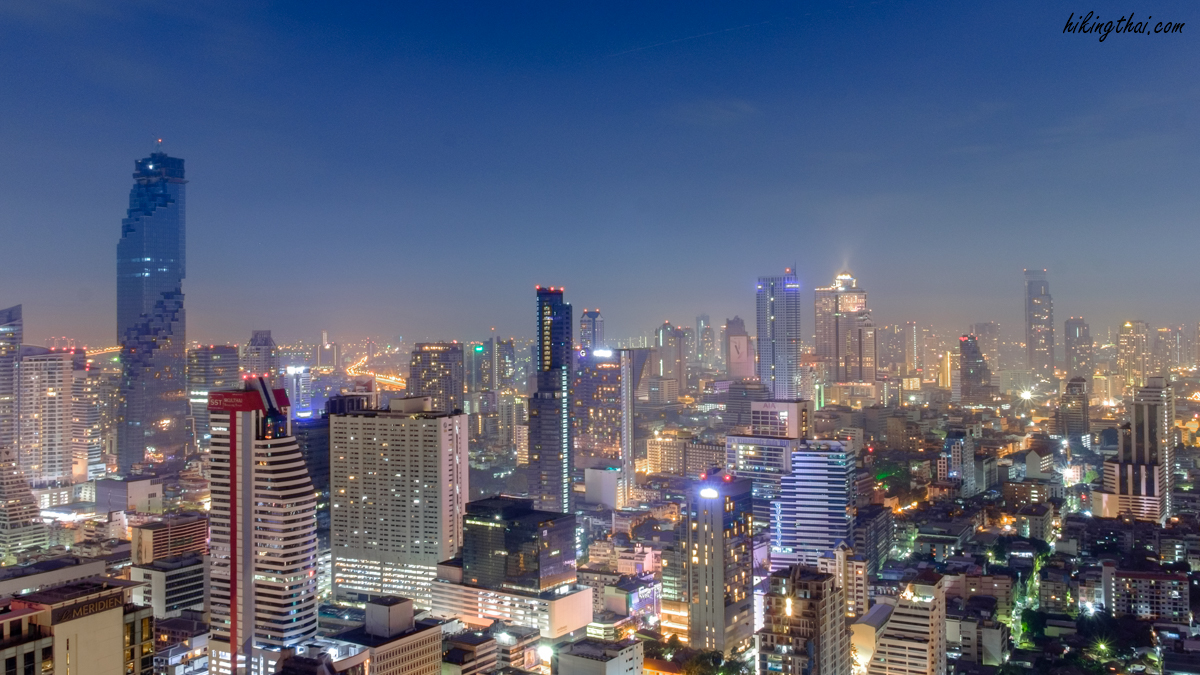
[[561, 638, 638, 662]]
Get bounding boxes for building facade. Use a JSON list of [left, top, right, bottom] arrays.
[[756, 269, 803, 399]]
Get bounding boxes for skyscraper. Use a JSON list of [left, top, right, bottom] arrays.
[[0, 443, 47, 561], [757, 566, 850, 675], [1023, 269, 1054, 382], [617, 348, 651, 507], [757, 269, 803, 398], [240, 330, 280, 384], [460, 496, 577, 593], [683, 471, 754, 655], [814, 272, 868, 383], [208, 379, 319, 675], [117, 151, 188, 473], [572, 348, 622, 458], [726, 399, 813, 524], [0, 306, 20, 457], [970, 321, 1000, 370], [580, 309, 604, 350], [1059, 377, 1089, 447], [1064, 317, 1093, 382], [770, 439, 854, 569], [723, 316, 754, 379], [653, 322, 686, 394], [1118, 320, 1151, 393], [330, 396, 468, 607], [958, 335, 993, 405], [868, 571, 947, 675], [697, 314, 714, 368], [843, 310, 877, 383], [1099, 377, 1175, 525], [187, 345, 240, 451], [16, 347, 87, 485], [528, 287, 573, 513], [409, 343, 465, 413]]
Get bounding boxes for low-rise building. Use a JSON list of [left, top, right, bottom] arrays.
[[552, 638, 642, 675]]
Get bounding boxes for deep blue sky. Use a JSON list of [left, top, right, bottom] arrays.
[[2, 1, 1197, 348]]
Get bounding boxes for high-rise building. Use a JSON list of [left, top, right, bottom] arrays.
[[117, 151, 188, 474], [1153, 325, 1185, 375], [73, 361, 108, 480], [0, 443, 47, 560], [580, 309, 604, 350], [1064, 317, 1093, 382], [617, 349, 650, 507], [0, 305, 20, 457], [331, 397, 468, 607], [969, 322, 1000, 371], [1023, 269, 1054, 382], [16, 347, 87, 485], [207, 379, 319, 675], [726, 400, 813, 524], [843, 310, 878, 383], [572, 348, 622, 458], [409, 343, 464, 413], [758, 566, 851, 675], [868, 571, 947, 675], [1118, 320, 1151, 394], [653, 322, 686, 394], [283, 366, 313, 418], [316, 332, 341, 370], [945, 429, 977, 498], [770, 440, 854, 569], [240, 330, 280, 384], [723, 316, 754, 379], [1059, 377, 1090, 446], [460, 496, 577, 593], [1099, 377, 1175, 525], [697, 314, 714, 368], [814, 272, 869, 383], [756, 269, 803, 398], [187, 345, 239, 451], [529, 287, 573, 514], [682, 471, 754, 655], [958, 335, 993, 405]]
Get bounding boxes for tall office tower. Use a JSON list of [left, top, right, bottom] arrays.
[[283, 366, 313, 418], [653, 322, 686, 394], [465, 341, 489, 392], [1023, 269, 1055, 382], [316, 332, 340, 370], [1153, 326, 1185, 374], [187, 345, 240, 450], [240, 330, 280, 383], [528, 287, 573, 514], [1064, 317, 1093, 382], [723, 316, 754, 379], [970, 321, 1000, 369], [1118, 320, 1151, 393], [903, 321, 920, 375], [16, 347, 87, 485], [494, 338, 516, 389], [814, 272, 868, 382], [208, 379, 319, 675], [117, 151, 188, 475], [1059, 377, 1090, 446], [727, 400, 813, 524], [682, 326, 697, 365], [580, 309, 604, 350], [944, 429, 977, 498], [696, 314, 714, 368], [683, 471, 754, 655], [617, 349, 650, 507], [409, 343, 465, 413], [0, 444, 47, 560], [572, 348, 622, 458], [73, 364, 107, 480], [843, 310, 877, 383], [0, 306, 19, 456], [331, 397, 468, 608], [770, 440, 854, 569], [958, 335, 993, 405], [756, 269, 803, 398], [460, 496, 577, 592], [1101, 376, 1176, 524], [868, 572, 947, 675], [758, 567, 850, 675]]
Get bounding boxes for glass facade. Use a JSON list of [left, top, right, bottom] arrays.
[[116, 152, 187, 472], [461, 496, 577, 594]]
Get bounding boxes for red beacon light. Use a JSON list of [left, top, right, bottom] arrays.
[[723, 474, 732, 482], [699, 473, 706, 480]]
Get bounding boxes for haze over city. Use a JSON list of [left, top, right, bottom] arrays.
[[3, 1, 1198, 347]]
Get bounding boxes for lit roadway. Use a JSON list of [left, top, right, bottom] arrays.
[[346, 354, 406, 389]]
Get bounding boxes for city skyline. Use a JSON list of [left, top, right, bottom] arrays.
[[2, 3, 1198, 346]]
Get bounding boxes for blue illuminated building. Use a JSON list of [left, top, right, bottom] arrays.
[[770, 439, 854, 569], [528, 286, 573, 514], [116, 151, 188, 472]]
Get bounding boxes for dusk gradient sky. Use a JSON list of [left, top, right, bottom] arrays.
[[2, 1, 1198, 348]]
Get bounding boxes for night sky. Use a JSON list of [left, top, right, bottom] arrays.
[[2, 1, 1197, 348]]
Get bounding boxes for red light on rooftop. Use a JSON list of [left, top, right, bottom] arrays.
[[699, 473, 706, 480], [723, 474, 732, 482]]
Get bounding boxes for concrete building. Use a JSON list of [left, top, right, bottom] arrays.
[[1098, 377, 1176, 525], [330, 397, 468, 608], [756, 269, 803, 399], [430, 561, 592, 640], [683, 471, 754, 655], [553, 638, 642, 675], [770, 440, 854, 569], [332, 597, 442, 675], [868, 571, 946, 675], [207, 380, 319, 675], [187, 345, 239, 451], [129, 553, 205, 619], [130, 515, 208, 565], [441, 631, 497, 675], [757, 566, 850, 675], [409, 344, 465, 415], [816, 542, 870, 620]]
